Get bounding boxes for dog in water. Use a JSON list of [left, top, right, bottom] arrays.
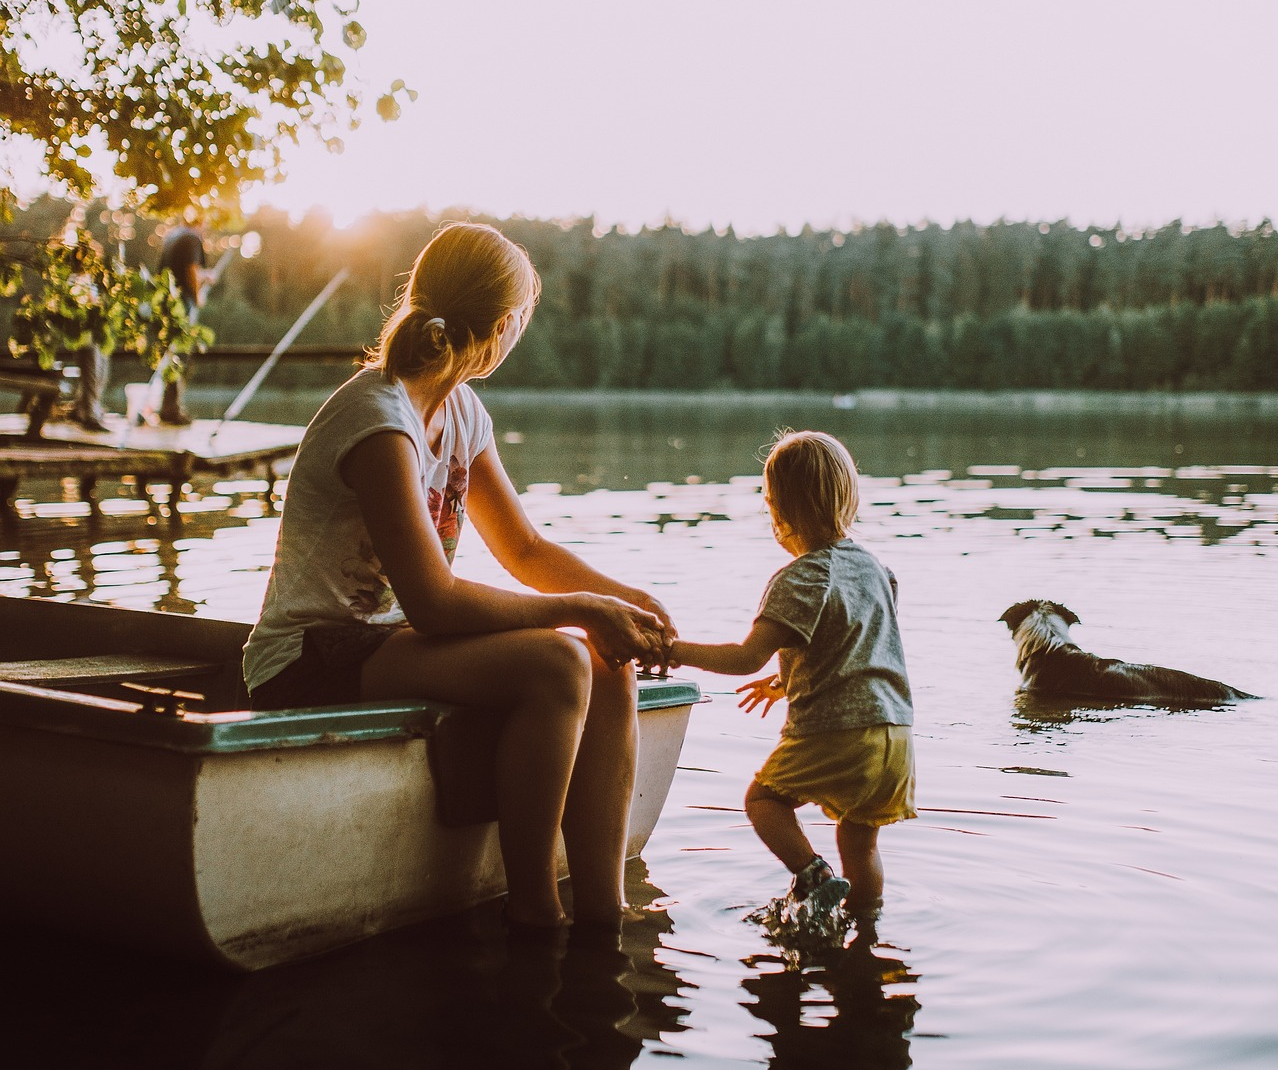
[[998, 600, 1256, 704]]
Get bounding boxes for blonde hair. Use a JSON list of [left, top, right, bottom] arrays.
[[763, 430, 860, 549], [366, 222, 541, 386]]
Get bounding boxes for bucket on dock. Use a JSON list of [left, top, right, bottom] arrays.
[[124, 382, 159, 427]]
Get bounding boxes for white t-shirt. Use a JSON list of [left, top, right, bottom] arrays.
[[243, 368, 494, 690]]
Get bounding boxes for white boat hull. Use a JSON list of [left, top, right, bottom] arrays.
[[0, 597, 696, 971], [0, 695, 691, 971]]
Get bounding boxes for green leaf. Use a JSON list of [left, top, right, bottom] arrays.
[[342, 20, 366, 49]]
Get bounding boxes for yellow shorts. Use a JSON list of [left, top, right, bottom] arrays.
[[755, 724, 917, 826]]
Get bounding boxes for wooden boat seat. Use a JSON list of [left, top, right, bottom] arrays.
[[0, 653, 224, 688]]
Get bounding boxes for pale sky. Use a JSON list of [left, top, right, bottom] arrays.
[[13, 0, 1278, 234]]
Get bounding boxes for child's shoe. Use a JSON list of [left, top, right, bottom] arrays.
[[790, 856, 851, 914]]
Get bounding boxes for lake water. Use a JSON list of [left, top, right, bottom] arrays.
[[2, 390, 1276, 1069]]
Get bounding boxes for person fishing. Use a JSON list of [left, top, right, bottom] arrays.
[[64, 234, 111, 432], [242, 222, 675, 935], [155, 217, 210, 424]]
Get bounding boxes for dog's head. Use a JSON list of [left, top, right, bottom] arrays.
[[999, 600, 1080, 634], [999, 600, 1081, 671]]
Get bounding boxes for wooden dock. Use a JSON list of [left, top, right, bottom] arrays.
[[0, 414, 303, 522], [0, 365, 77, 440]]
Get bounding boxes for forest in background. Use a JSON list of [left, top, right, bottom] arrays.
[[5, 196, 1278, 391]]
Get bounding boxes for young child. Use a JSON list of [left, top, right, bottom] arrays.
[[671, 430, 916, 917]]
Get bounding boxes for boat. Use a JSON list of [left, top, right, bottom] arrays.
[[0, 595, 699, 971]]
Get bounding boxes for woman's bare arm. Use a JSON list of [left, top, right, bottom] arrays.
[[341, 431, 661, 664], [466, 441, 676, 636]]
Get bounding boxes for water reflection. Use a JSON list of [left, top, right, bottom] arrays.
[[201, 917, 645, 1069], [742, 929, 920, 1070], [0, 860, 685, 1070], [3, 394, 1277, 1067], [3, 389, 1275, 614], [3, 459, 1272, 611], [1009, 691, 1242, 733], [475, 392, 1278, 490], [0, 492, 278, 618], [875, 466, 1278, 546]]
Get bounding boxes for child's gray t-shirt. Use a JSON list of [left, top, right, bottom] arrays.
[[756, 538, 914, 738]]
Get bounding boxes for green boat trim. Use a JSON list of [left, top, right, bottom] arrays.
[[0, 675, 702, 755]]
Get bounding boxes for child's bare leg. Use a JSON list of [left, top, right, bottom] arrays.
[[559, 654, 638, 925], [362, 627, 594, 928], [744, 779, 815, 873], [836, 819, 884, 912]]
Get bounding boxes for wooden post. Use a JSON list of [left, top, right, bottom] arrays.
[[0, 476, 17, 524]]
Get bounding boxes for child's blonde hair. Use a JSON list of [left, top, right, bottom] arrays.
[[763, 430, 860, 549], [366, 222, 541, 385]]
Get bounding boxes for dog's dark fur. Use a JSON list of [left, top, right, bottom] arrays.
[[998, 600, 1257, 704]]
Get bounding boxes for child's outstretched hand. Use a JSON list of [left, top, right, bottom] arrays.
[[737, 675, 785, 717]]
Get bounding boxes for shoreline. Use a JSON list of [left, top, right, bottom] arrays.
[[99, 380, 1278, 420], [478, 387, 1278, 416]]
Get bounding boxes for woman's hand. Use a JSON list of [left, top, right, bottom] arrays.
[[625, 589, 677, 638], [576, 594, 667, 671], [621, 589, 676, 670], [736, 675, 786, 717]]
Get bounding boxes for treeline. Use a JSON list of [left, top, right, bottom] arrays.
[[6, 197, 1278, 390]]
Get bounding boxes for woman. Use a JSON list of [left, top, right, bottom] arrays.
[[243, 223, 673, 932]]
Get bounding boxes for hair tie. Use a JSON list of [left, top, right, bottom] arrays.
[[424, 316, 446, 330]]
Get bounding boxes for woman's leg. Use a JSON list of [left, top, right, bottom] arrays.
[[559, 655, 638, 925], [835, 820, 883, 912], [744, 779, 815, 873], [361, 626, 594, 927]]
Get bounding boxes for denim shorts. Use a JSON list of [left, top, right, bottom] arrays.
[[248, 622, 404, 711]]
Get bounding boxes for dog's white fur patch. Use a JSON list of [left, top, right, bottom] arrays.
[[1007, 604, 1075, 672]]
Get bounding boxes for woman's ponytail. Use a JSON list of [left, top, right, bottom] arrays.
[[365, 223, 539, 386], [368, 306, 449, 381]]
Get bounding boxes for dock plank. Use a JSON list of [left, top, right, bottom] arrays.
[[0, 416, 303, 520], [0, 414, 303, 460], [0, 367, 74, 439], [0, 369, 66, 399]]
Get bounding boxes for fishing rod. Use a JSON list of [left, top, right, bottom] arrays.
[[208, 266, 350, 440]]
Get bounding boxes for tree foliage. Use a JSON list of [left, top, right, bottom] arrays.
[[6, 201, 1278, 391], [1, 1, 408, 369], [4, 228, 210, 370], [0, 0, 410, 219], [188, 209, 1276, 392]]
